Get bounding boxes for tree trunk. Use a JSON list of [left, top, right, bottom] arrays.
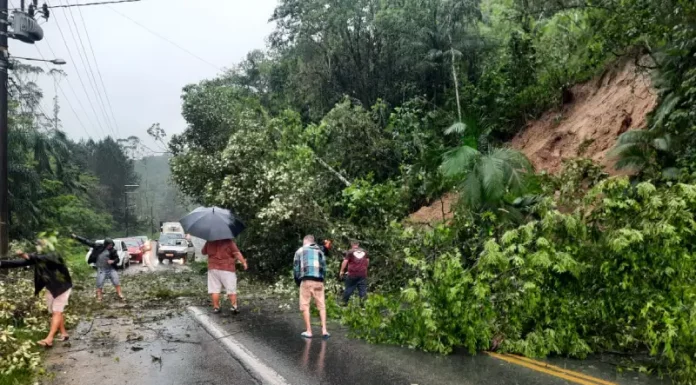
[[449, 34, 462, 122]]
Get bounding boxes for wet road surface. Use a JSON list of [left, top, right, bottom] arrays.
[[45, 310, 257, 385], [192, 302, 669, 385], [52, 256, 670, 385]]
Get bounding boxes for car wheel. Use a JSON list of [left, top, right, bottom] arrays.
[[158, 257, 164, 264]]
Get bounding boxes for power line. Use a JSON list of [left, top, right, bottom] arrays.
[[107, 5, 222, 71], [46, 0, 143, 9], [34, 44, 94, 139], [74, 3, 121, 136], [58, 0, 119, 137], [49, 1, 111, 137]]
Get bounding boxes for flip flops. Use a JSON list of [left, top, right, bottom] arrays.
[[37, 340, 53, 348], [59, 335, 70, 342], [301, 332, 331, 339]]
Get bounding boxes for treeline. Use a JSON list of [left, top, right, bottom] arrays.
[[9, 63, 139, 241], [169, 0, 696, 381], [133, 154, 195, 233]]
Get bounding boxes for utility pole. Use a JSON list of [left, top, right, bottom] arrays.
[[124, 191, 129, 237], [124, 185, 139, 237], [0, 2, 49, 256], [0, 0, 9, 256]]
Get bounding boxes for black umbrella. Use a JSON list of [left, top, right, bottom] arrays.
[[179, 206, 245, 241]]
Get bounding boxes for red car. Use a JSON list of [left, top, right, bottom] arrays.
[[120, 238, 144, 263]]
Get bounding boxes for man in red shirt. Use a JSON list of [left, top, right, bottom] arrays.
[[339, 240, 369, 305], [202, 238, 248, 314]]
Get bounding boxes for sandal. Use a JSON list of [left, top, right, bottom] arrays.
[[37, 340, 53, 348], [59, 335, 70, 342], [300, 331, 313, 339], [322, 333, 331, 339]]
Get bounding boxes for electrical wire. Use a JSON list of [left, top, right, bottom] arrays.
[[47, 0, 143, 9], [49, 1, 112, 137], [34, 44, 95, 139], [107, 5, 222, 71], [58, 0, 119, 137], [74, 3, 121, 136]]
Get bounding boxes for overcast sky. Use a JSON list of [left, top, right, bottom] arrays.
[[11, 0, 278, 153]]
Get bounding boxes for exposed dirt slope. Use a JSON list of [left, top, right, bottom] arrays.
[[408, 58, 657, 225], [406, 193, 457, 225], [510, 59, 657, 174]]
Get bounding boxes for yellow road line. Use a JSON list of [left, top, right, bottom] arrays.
[[505, 354, 618, 385], [484, 352, 618, 385]]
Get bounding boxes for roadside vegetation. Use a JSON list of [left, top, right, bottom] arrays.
[[164, 0, 696, 383], [3, 0, 696, 383]]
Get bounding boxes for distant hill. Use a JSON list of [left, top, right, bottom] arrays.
[[134, 154, 196, 233]]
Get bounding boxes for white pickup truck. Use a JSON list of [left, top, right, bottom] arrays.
[[160, 221, 185, 235]]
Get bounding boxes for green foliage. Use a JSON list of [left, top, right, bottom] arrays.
[[344, 178, 696, 382], [0, 273, 44, 377], [441, 145, 533, 210], [340, 180, 408, 227], [7, 62, 139, 240], [165, 0, 696, 382]]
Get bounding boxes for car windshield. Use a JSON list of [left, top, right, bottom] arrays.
[[123, 239, 141, 247], [159, 234, 186, 246]]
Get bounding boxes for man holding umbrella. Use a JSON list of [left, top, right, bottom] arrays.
[[202, 239, 247, 313], [180, 206, 247, 314]]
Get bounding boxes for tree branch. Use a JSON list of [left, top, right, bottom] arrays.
[[313, 154, 352, 187]]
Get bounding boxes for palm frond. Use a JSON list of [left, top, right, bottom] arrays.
[[652, 134, 674, 152], [441, 145, 479, 177], [615, 129, 651, 146], [444, 121, 468, 135], [612, 143, 651, 171], [652, 92, 680, 129], [490, 147, 533, 172], [478, 154, 505, 201], [460, 170, 482, 210]]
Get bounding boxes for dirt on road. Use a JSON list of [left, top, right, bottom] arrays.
[[39, 261, 258, 385]]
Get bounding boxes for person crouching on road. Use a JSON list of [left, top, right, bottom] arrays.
[[71, 234, 124, 302], [0, 240, 73, 348], [202, 238, 248, 314], [339, 239, 369, 305], [294, 235, 330, 339]]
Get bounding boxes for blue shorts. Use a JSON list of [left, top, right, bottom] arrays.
[[96, 269, 120, 289]]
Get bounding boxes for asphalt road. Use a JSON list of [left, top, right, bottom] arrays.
[[190, 302, 669, 385], [44, 310, 257, 385], [48, 255, 670, 385]]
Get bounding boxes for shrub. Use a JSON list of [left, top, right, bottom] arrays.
[[344, 178, 696, 383], [0, 272, 45, 377]]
